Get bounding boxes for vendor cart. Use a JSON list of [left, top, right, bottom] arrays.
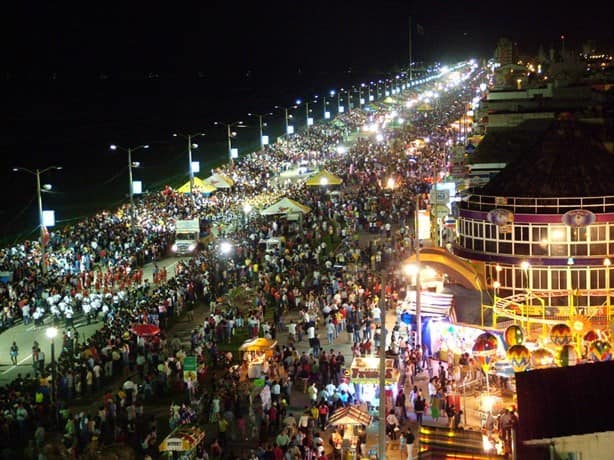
[[239, 337, 278, 378], [159, 424, 205, 460]]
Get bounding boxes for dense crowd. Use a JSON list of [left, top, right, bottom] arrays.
[[0, 71, 479, 459]]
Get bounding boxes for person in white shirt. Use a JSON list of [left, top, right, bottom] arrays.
[[307, 383, 318, 404], [428, 377, 438, 405], [287, 321, 297, 341], [386, 411, 401, 439], [371, 305, 381, 324], [326, 320, 336, 345], [21, 303, 31, 325], [271, 380, 281, 404], [307, 323, 316, 340]]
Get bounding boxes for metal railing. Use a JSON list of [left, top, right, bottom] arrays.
[[460, 192, 614, 214]]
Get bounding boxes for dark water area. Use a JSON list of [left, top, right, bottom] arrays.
[[1, 66, 394, 243]]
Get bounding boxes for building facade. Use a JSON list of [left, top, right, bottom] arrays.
[[452, 118, 614, 332]]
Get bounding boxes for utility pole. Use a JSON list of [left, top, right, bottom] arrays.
[[378, 272, 387, 459], [409, 16, 413, 82], [415, 194, 422, 348]]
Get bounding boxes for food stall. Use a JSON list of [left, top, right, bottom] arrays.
[[327, 405, 373, 460], [159, 424, 205, 460], [349, 356, 399, 415], [421, 318, 506, 365], [239, 337, 278, 379]]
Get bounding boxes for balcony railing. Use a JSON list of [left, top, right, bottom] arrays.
[[460, 192, 614, 214]]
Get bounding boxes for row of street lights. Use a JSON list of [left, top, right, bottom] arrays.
[[13, 70, 419, 263]]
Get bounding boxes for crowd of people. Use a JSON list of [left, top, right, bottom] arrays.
[[0, 67, 480, 459]]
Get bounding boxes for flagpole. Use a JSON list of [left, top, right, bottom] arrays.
[[409, 16, 413, 82]]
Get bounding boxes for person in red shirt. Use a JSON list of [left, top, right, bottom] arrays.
[[272, 444, 284, 460]]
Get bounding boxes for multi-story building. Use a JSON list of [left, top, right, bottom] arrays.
[[453, 116, 614, 333], [493, 38, 517, 67]]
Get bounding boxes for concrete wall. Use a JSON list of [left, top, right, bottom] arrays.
[[549, 431, 614, 460], [486, 112, 554, 128]]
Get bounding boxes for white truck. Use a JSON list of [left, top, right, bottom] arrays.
[[171, 218, 201, 255]]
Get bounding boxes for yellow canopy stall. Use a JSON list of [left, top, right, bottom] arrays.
[[239, 337, 278, 352], [240, 338, 279, 379], [177, 177, 217, 194], [305, 170, 343, 186]]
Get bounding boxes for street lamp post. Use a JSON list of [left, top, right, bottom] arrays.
[[275, 102, 294, 136], [173, 132, 206, 195], [214, 120, 246, 163], [46, 326, 58, 405], [415, 195, 422, 348], [323, 91, 334, 120], [13, 165, 63, 275], [304, 101, 311, 128], [248, 112, 273, 151], [227, 124, 234, 162], [605, 258, 611, 322], [284, 107, 290, 134], [110, 144, 149, 227], [294, 99, 311, 129], [346, 88, 352, 114], [378, 271, 388, 460]]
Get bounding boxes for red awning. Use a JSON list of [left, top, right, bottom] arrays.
[[130, 324, 161, 337]]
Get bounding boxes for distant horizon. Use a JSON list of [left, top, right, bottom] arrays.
[[2, 37, 609, 83], [4, 1, 612, 77]]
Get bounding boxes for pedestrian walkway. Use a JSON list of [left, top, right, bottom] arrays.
[[159, 232, 507, 459]]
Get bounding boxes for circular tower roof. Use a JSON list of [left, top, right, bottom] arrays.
[[479, 118, 614, 198]]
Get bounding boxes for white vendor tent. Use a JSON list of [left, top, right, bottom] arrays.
[[203, 173, 234, 188], [260, 197, 311, 216]]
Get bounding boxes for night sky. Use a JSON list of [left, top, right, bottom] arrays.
[[0, 1, 611, 240], [4, 1, 612, 78]]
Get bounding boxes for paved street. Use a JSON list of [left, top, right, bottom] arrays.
[[0, 255, 188, 386], [159, 226, 510, 459]]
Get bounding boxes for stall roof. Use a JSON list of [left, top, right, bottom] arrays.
[[402, 291, 456, 319], [159, 425, 205, 452], [327, 405, 373, 427], [350, 357, 398, 384], [239, 337, 278, 351]]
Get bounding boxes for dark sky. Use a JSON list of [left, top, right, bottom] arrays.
[[4, 1, 612, 78]]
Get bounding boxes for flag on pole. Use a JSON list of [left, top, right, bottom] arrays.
[[416, 24, 424, 35]]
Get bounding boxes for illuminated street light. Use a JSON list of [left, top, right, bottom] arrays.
[[214, 120, 246, 162], [173, 132, 206, 195], [248, 112, 273, 150], [220, 241, 233, 255], [13, 165, 63, 275], [279, 103, 298, 135], [110, 143, 149, 228], [323, 91, 335, 119]]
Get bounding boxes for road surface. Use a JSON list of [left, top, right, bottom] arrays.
[[0, 256, 189, 386]]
